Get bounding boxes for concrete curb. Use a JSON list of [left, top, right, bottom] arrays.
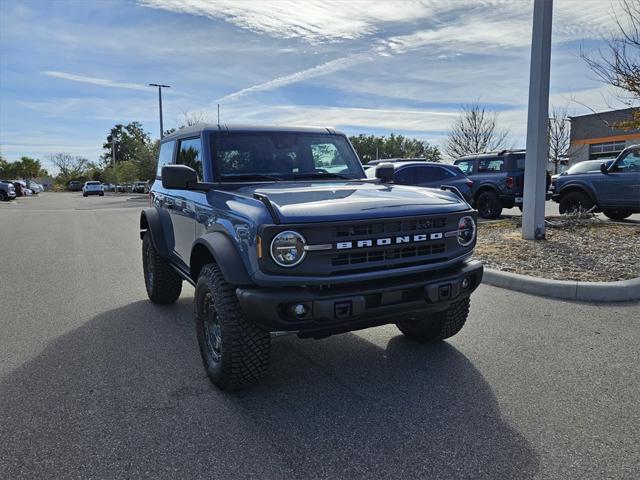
[[483, 268, 640, 302]]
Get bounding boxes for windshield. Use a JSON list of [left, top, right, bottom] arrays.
[[566, 160, 610, 174], [213, 132, 364, 181]]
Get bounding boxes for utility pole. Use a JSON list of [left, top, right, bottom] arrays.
[[523, 0, 553, 240], [149, 83, 171, 139]]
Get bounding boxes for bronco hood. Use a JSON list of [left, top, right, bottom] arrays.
[[238, 181, 469, 223]]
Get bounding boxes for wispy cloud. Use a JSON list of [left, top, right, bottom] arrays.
[[138, 0, 441, 43], [217, 53, 374, 102], [205, 0, 622, 104], [42, 71, 149, 91]]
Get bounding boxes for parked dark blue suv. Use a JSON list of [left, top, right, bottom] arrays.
[[454, 150, 550, 219], [551, 144, 640, 220], [140, 125, 483, 390], [365, 161, 474, 201]]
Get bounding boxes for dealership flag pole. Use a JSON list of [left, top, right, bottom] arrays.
[[523, 0, 553, 240]]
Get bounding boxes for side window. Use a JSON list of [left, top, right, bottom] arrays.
[[177, 138, 203, 180], [394, 167, 414, 184], [414, 166, 451, 183], [478, 158, 504, 173], [311, 143, 345, 172], [156, 141, 175, 177], [455, 160, 474, 175], [616, 150, 640, 171]]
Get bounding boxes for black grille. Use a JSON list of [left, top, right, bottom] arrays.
[[335, 217, 446, 238], [332, 243, 446, 266]]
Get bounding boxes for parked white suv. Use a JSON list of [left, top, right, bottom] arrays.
[[82, 181, 104, 197]]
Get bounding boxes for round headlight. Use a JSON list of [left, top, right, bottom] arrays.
[[457, 216, 476, 247], [270, 231, 306, 267]]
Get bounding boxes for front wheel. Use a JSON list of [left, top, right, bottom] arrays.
[[476, 191, 502, 219], [195, 263, 271, 391], [0, 191, 7, 201], [396, 298, 470, 342], [602, 209, 632, 221], [142, 231, 182, 304]]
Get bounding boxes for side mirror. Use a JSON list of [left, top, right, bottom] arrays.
[[600, 163, 609, 174], [162, 164, 197, 189], [375, 163, 395, 183]]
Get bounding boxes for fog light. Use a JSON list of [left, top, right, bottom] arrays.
[[461, 277, 470, 290], [289, 303, 310, 319]]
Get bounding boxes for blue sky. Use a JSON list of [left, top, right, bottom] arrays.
[[0, 0, 628, 170]]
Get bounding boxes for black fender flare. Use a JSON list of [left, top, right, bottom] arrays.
[[139, 208, 170, 258], [191, 232, 253, 286]]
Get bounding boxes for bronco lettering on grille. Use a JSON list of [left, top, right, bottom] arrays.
[[336, 233, 444, 250]]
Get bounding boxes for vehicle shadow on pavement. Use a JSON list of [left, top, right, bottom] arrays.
[[0, 300, 539, 479]]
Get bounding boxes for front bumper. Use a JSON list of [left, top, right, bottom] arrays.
[[236, 259, 483, 338]]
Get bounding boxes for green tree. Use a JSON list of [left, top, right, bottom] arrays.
[[116, 161, 139, 184], [0, 156, 48, 179], [349, 134, 441, 163], [102, 122, 158, 181]]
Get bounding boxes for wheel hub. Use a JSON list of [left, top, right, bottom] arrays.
[[203, 292, 222, 362]]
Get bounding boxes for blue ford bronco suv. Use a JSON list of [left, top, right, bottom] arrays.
[[551, 144, 640, 220], [140, 125, 483, 390], [454, 150, 551, 219]]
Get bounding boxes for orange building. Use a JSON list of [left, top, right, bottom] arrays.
[[569, 108, 640, 165]]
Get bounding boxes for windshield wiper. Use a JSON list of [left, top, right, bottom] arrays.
[[221, 174, 283, 182], [292, 172, 355, 180]]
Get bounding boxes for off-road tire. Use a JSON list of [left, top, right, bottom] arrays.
[[396, 297, 471, 343], [195, 263, 271, 391], [142, 231, 182, 304], [602, 209, 632, 221], [476, 191, 502, 219], [559, 191, 593, 214]]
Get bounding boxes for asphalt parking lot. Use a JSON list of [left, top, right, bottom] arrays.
[[1, 192, 638, 479]]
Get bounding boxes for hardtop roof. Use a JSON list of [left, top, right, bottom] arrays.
[[161, 124, 341, 142]]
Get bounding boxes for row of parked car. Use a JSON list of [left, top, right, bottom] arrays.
[[68, 180, 148, 195], [0, 179, 45, 201], [363, 145, 640, 220]]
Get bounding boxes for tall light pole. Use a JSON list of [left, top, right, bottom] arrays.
[[522, 0, 553, 240], [149, 83, 170, 139]]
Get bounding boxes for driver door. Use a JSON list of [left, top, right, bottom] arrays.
[[602, 149, 640, 208]]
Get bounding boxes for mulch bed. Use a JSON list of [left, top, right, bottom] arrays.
[[474, 217, 640, 282]]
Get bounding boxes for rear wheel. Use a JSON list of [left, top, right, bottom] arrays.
[[476, 191, 502, 219], [195, 263, 271, 391], [142, 231, 182, 304], [602, 209, 632, 221], [396, 298, 470, 342], [559, 191, 593, 214]]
